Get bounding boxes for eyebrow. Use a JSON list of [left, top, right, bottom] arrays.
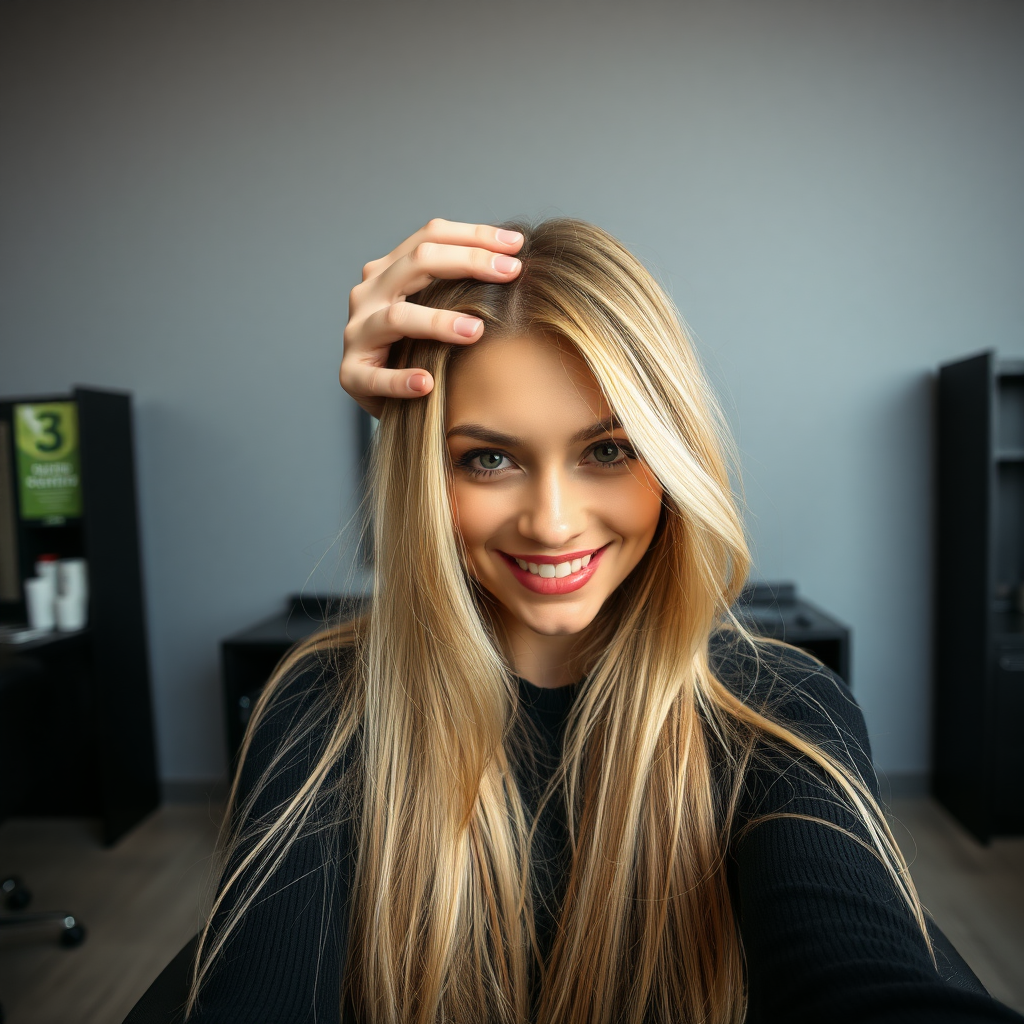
[[445, 416, 622, 447]]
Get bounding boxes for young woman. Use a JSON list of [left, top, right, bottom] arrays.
[[187, 219, 1023, 1023]]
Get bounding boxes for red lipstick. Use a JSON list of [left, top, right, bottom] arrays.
[[498, 544, 610, 595]]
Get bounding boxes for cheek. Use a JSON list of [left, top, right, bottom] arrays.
[[450, 482, 511, 552], [603, 472, 664, 543]]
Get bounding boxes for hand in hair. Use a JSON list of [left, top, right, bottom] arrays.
[[340, 218, 524, 417]]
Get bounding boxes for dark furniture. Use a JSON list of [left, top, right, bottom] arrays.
[[0, 387, 159, 845], [735, 580, 852, 686], [221, 594, 367, 767], [935, 352, 1024, 842]]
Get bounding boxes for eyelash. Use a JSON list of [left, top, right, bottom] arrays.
[[455, 441, 638, 478]]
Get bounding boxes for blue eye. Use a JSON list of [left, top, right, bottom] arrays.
[[592, 442, 621, 464]]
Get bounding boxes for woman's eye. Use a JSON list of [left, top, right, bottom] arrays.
[[589, 441, 630, 466], [476, 452, 506, 471], [457, 450, 512, 475]]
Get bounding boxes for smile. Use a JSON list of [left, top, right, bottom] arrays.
[[514, 553, 592, 577], [498, 544, 610, 595]]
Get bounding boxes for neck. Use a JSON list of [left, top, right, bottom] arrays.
[[500, 614, 586, 689]]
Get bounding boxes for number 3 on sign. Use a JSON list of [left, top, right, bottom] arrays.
[[14, 402, 83, 521], [16, 405, 73, 459]]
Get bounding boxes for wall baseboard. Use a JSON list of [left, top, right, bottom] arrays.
[[162, 779, 228, 804]]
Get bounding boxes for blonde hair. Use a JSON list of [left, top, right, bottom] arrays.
[[189, 219, 929, 1023]]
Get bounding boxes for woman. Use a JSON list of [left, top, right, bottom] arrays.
[[187, 219, 1022, 1023]]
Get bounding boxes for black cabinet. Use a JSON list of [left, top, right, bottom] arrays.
[[0, 387, 159, 844], [935, 351, 1024, 842], [221, 595, 367, 768], [735, 581, 851, 686]]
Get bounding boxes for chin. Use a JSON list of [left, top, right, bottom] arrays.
[[515, 604, 598, 637]]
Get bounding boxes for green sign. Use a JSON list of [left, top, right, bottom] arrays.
[[14, 402, 83, 522]]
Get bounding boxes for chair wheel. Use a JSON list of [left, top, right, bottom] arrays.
[[59, 918, 86, 947], [1, 876, 31, 911]]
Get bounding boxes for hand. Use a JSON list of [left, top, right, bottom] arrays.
[[341, 218, 525, 417]]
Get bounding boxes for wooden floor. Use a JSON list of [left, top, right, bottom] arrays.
[[0, 797, 1022, 1022], [0, 802, 223, 1024], [887, 798, 1024, 1011]]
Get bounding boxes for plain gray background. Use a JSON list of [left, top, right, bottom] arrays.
[[2, 0, 1021, 787]]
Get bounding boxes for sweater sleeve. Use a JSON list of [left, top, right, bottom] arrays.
[[189, 660, 356, 1024], [723, 641, 1024, 1024]]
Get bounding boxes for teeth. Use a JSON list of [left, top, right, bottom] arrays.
[[514, 554, 595, 577]]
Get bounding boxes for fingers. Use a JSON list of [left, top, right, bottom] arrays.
[[341, 304, 479, 417], [359, 241, 521, 305], [344, 219, 524, 417], [362, 218, 523, 283], [340, 361, 434, 418], [360, 302, 484, 346]]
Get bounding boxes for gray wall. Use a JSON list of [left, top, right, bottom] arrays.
[[2, 0, 1022, 783]]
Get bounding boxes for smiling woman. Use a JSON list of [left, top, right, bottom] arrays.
[[181, 219, 1024, 1024], [445, 334, 663, 687]]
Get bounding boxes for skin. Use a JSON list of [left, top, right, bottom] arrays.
[[445, 335, 664, 689], [342, 219, 525, 417], [341, 218, 662, 687]]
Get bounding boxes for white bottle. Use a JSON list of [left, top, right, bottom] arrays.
[[24, 576, 56, 630], [56, 558, 89, 631]]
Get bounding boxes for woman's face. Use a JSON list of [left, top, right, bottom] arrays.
[[445, 334, 664, 640]]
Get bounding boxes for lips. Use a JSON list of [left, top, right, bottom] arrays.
[[498, 544, 610, 595]]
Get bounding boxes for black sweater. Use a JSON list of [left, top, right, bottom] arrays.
[[192, 637, 1024, 1023]]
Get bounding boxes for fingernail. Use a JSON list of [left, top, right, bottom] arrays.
[[408, 373, 428, 393], [453, 316, 481, 338], [496, 229, 523, 245], [492, 255, 520, 274]]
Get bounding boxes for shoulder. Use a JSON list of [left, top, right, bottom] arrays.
[[709, 628, 879, 808], [710, 628, 868, 757], [709, 626, 850, 705], [234, 640, 359, 814]]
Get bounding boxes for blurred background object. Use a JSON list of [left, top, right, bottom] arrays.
[[0, 388, 159, 846], [934, 352, 1024, 843]]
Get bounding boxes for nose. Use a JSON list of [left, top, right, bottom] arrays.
[[517, 464, 586, 550]]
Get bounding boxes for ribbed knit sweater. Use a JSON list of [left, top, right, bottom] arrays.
[[191, 635, 1024, 1023]]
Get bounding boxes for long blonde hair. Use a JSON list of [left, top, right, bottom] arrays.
[[190, 219, 929, 1023]]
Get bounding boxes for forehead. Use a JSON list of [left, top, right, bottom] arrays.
[[445, 334, 611, 433]]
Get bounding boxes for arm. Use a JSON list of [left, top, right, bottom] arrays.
[[727, 647, 1024, 1024], [189, 663, 356, 1024]]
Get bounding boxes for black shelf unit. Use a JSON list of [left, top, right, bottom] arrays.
[[934, 351, 1024, 843], [0, 387, 159, 844]]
